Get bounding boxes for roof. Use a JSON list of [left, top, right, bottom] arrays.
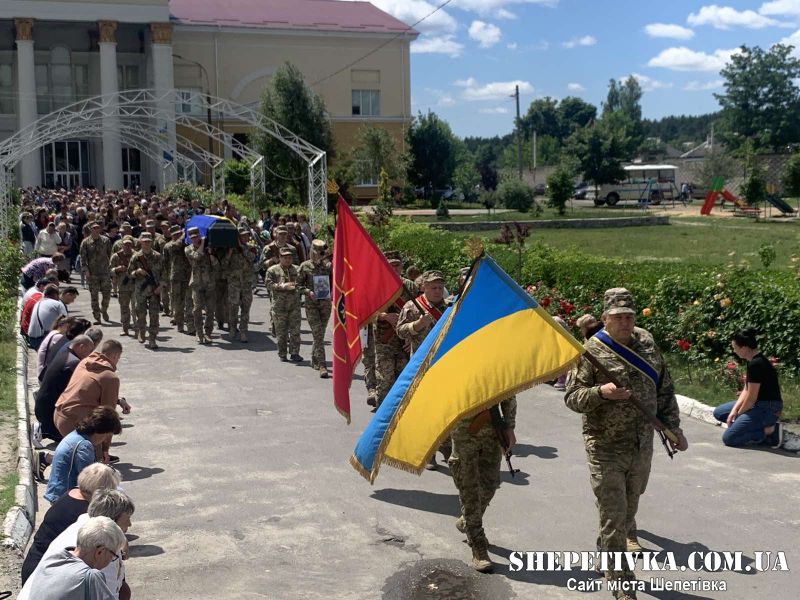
[[624, 164, 678, 171], [169, 0, 418, 36]]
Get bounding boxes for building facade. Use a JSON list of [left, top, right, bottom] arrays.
[[0, 0, 416, 195]]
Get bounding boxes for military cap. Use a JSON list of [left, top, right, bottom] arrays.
[[90, 221, 101, 229], [383, 250, 402, 263], [139, 232, 153, 242], [311, 239, 327, 252], [188, 226, 200, 237], [275, 226, 289, 234], [603, 287, 636, 315], [237, 227, 251, 236], [170, 225, 182, 234], [459, 267, 471, 278], [120, 222, 132, 229], [145, 219, 156, 228], [122, 235, 134, 244], [421, 270, 445, 284], [279, 246, 294, 256]]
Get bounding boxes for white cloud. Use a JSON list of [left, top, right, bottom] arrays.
[[644, 23, 695, 40], [506, 42, 518, 50], [760, 0, 800, 17], [623, 72, 672, 92], [562, 35, 597, 48], [683, 79, 725, 91], [566, 82, 585, 92], [478, 106, 511, 114], [366, 0, 457, 35], [411, 35, 464, 57], [687, 5, 784, 29], [496, 8, 517, 20], [647, 46, 740, 71], [455, 77, 534, 101], [779, 28, 800, 57], [469, 20, 502, 48], [438, 94, 456, 107]]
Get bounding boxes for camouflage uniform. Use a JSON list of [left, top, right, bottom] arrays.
[[266, 261, 301, 360], [155, 231, 171, 315], [297, 252, 332, 371], [109, 244, 135, 334], [261, 237, 298, 334], [362, 325, 377, 401], [564, 289, 682, 598], [449, 396, 517, 555], [79, 232, 112, 321], [163, 235, 193, 333], [185, 236, 218, 341], [214, 257, 229, 330], [375, 277, 419, 405], [128, 245, 164, 347], [224, 244, 257, 337]]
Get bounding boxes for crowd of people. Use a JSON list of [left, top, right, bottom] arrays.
[[16, 185, 786, 598]]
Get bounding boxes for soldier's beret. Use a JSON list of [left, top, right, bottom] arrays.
[[603, 287, 636, 315], [279, 246, 294, 256], [422, 270, 445, 284], [311, 239, 327, 252], [139, 232, 153, 242], [187, 227, 200, 237]]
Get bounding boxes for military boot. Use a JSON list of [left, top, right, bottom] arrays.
[[177, 324, 184, 333], [196, 332, 205, 345], [471, 541, 493, 573], [319, 366, 329, 379], [121, 326, 129, 336], [239, 331, 248, 343], [137, 330, 146, 343], [146, 335, 158, 350], [102, 311, 110, 322], [626, 536, 644, 553], [455, 516, 466, 534], [93, 313, 102, 325]]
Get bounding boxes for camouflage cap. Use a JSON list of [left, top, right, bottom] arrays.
[[187, 227, 200, 237], [459, 267, 471, 278], [90, 221, 101, 229], [120, 222, 132, 230], [311, 239, 327, 252], [139, 232, 153, 242], [145, 219, 156, 228], [170, 225, 182, 234], [383, 250, 402, 263], [237, 227, 251, 236], [122, 235, 134, 245], [275, 226, 289, 234], [279, 246, 294, 256], [421, 270, 445, 284], [603, 287, 636, 315]]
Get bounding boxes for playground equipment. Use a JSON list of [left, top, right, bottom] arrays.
[[700, 177, 761, 217]]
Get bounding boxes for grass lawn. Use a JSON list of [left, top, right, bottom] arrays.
[[410, 206, 647, 223], [458, 216, 800, 269], [0, 339, 18, 521]]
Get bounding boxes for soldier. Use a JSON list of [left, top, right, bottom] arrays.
[[266, 247, 302, 362], [450, 395, 517, 573], [362, 326, 378, 406], [111, 222, 133, 254], [156, 220, 172, 316], [163, 226, 192, 334], [185, 227, 218, 344], [396, 270, 451, 469], [128, 232, 163, 349], [374, 252, 418, 405], [298, 239, 332, 377], [78, 222, 112, 324], [214, 249, 229, 331], [260, 225, 298, 335], [109, 236, 135, 336], [565, 288, 688, 600], [224, 228, 257, 343]]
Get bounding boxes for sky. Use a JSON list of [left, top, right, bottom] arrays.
[[355, 0, 800, 137]]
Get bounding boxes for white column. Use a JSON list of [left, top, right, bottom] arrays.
[[150, 22, 176, 188], [99, 21, 123, 190], [15, 18, 42, 188]]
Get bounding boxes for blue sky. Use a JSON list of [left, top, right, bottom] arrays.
[[365, 0, 800, 137]]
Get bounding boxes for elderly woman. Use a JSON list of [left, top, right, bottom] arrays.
[[26, 516, 125, 600], [44, 407, 122, 503], [35, 221, 62, 257], [22, 463, 121, 583], [20, 489, 134, 600]]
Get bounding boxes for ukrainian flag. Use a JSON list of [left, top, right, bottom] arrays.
[[351, 255, 585, 483]]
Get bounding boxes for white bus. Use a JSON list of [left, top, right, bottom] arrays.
[[595, 164, 679, 206]]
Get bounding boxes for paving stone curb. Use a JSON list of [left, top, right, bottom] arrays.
[[2, 295, 35, 552], [676, 394, 800, 452]]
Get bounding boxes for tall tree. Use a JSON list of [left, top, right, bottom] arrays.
[[557, 96, 597, 137], [520, 97, 561, 140], [406, 111, 458, 193], [567, 120, 627, 197], [350, 125, 407, 184], [474, 143, 499, 190], [601, 76, 644, 158], [716, 44, 800, 152], [255, 62, 334, 202]]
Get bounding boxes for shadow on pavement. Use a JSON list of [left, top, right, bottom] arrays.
[[114, 463, 164, 482], [500, 469, 530, 486], [370, 488, 461, 517], [128, 544, 165, 558], [513, 443, 558, 459], [638, 530, 756, 575]]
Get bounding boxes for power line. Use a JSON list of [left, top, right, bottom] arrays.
[[310, 0, 455, 87]]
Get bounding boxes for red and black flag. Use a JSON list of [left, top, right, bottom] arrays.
[[332, 197, 403, 423]]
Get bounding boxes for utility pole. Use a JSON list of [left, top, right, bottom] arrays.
[[514, 85, 523, 180]]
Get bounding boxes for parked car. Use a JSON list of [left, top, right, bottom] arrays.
[[533, 183, 548, 195], [573, 182, 589, 199]]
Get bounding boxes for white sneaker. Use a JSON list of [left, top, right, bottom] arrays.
[[32, 421, 44, 449]]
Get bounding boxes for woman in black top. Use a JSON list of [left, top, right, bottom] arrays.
[[712, 328, 784, 448]]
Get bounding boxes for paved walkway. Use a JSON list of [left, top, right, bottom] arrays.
[[31, 287, 800, 600]]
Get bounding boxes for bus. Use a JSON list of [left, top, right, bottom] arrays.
[[594, 164, 679, 206]]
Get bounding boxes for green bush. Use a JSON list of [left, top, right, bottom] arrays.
[[224, 159, 251, 196], [546, 165, 574, 215], [436, 199, 450, 220], [496, 178, 535, 212]]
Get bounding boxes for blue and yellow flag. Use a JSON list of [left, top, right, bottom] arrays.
[[351, 255, 585, 483]]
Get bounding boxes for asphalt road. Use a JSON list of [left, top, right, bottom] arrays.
[[34, 287, 800, 600]]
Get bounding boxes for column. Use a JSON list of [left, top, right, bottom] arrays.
[[15, 18, 42, 188], [99, 20, 123, 190], [150, 22, 177, 187]]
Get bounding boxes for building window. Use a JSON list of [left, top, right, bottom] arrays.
[[42, 140, 90, 188], [117, 64, 140, 91], [122, 147, 142, 189], [176, 88, 203, 116], [356, 161, 377, 187], [0, 64, 13, 114], [35, 48, 89, 114], [352, 90, 380, 117]]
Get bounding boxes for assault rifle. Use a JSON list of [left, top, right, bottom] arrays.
[[468, 404, 519, 477], [137, 255, 160, 296]]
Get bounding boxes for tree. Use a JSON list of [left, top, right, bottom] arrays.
[[496, 178, 535, 212], [224, 159, 250, 195], [557, 96, 597, 137], [695, 148, 737, 190], [716, 44, 800, 152], [453, 150, 480, 202], [567, 121, 627, 197], [547, 162, 576, 215], [351, 125, 407, 185], [255, 62, 334, 202], [406, 111, 458, 194], [602, 76, 644, 156], [521, 97, 561, 140], [742, 141, 767, 206], [475, 144, 499, 190], [780, 152, 800, 197]]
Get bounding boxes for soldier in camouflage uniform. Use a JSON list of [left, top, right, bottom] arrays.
[[362, 326, 378, 406], [266, 247, 302, 362], [155, 220, 172, 316], [128, 232, 164, 349], [450, 395, 517, 573], [110, 222, 133, 296], [163, 226, 192, 334], [214, 251, 229, 331], [109, 236, 135, 336], [185, 227, 218, 345], [297, 239, 332, 377], [396, 270, 451, 468], [260, 226, 298, 336], [374, 252, 418, 405], [223, 228, 257, 343], [565, 288, 688, 600], [79, 222, 112, 324]]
